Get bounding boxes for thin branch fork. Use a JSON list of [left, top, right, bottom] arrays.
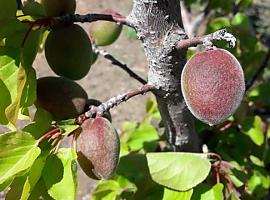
[[176, 29, 237, 49], [76, 84, 156, 125], [93, 45, 147, 85]]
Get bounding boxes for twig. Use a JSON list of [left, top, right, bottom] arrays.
[[177, 29, 236, 49], [76, 84, 156, 124], [20, 12, 132, 47], [246, 48, 270, 91], [55, 12, 132, 27], [93, 45, 147, 85]]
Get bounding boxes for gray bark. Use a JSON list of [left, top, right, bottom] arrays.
[[127, 0, 200, 152]]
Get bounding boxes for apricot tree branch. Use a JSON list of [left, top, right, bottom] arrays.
[[176, 29, 236, 49], [246, 48, 270, 91], [56, 12, 132, 27], [93, 45, 147, 85], [76, 84, 156, 124]]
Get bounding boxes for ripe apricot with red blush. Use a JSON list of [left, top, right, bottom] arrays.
[[181, 49, 245, 125]]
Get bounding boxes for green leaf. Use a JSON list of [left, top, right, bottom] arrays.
[[207, 17, 230, 33], [22, 1, 46, 17], [92, 180, 122, 200], [0, 47, 20, 101], [231, 13, 250, 30], [242, 116, 264, 146], [43, 148, 77, 200], [57, 119, 79, 136], [0, 177, 14, 192], [247, 169, 270, 199], [163, 188, 193, 200], [28, 178, 54, 200], [0, 131, 40, 185], [20, 67, 36, 107], [249, 83, 270, 108], [5, 65, 28, 125], [20, 152, 48, 200], [22, 29, 42, 67], [200, 183, 224, 200], [146, 153, 211, 191], [0, 79, 11, 124], [127, 123, 159, 152], [145, 98, 161, 119], [192, 183, 224, 200], [0, 0, 17, 19], [248, 169, 270, 192], [23, 107, 52, 139], [92, 176, 137, 200], [237, 0, 253, 7], [6, 175, 27, 200]]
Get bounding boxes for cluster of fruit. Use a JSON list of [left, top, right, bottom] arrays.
[[26, 0, 122, 180], [23, 0, 246, 180]]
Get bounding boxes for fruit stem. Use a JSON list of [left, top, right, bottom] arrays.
[[37, 127, 61, 143]]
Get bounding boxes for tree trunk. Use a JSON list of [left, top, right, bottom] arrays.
[[127, 0, 200, 152]]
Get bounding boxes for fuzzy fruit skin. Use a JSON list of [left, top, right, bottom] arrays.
[[36, 77, 88, 120], [76, 117, 120, 180], [181, 48, 245, 125], [41, 0, 76, 17], [45, 24, 92, 80], [89, 21, 122, 46]]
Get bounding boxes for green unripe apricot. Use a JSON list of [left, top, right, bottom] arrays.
[[89, 21, 122, 46], [22, 1, 46, 17], [90, 52, 98, 65], [41, 0, 76, 17], [36, 76, 88, 120], [45, 24, 92, 80]]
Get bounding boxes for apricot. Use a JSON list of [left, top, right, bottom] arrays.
[[90, 52, 98, 65], [89, 21, 122, 46], [41, 0, 76, 17], [22, 1, 46, 17], [36, 76, 88, 120], [45, 24, 92, 80], [76, 117, 120, 180], [181, 48, 245, 125]]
